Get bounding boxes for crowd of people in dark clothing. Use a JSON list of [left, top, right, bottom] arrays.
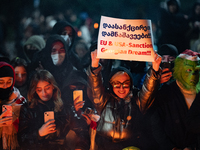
[[1, 0, 200, 150]]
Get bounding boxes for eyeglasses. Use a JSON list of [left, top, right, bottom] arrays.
[[111, 80, 131, 88]]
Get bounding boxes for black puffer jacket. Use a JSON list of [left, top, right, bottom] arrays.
[[18, 100, 89, 150]]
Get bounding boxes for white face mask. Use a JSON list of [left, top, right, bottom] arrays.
[[51, 53, 65, 66], [61, 35, 72, 47]]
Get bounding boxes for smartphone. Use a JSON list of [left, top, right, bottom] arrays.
[[161, 62, 171, 70], [2, 105, 12, 118], [84, 107, 93, 115], [73, 90, 83, 103], [161, 62, 171, 73], [44, 111, 54, 123]]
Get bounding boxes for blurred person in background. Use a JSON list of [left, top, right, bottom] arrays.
[[79, 12, 93, 48], [52, 20, 76, 51], [72, 39, 91, 71], [186, 1, 200, 49], [52, 21, 83, 71], [23, 35, 45, 63], [11, 57, 29, 99], [157, 0, 189, 54], [0, 17, 9, 58], [31, 34, 76, 89]]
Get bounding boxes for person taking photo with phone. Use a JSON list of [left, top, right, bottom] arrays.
[[157, 44, 179, 85], [18, 69, 90, 150], [0, 61, 26, 150]]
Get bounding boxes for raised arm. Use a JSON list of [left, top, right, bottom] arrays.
[[137, 52, 162, 113], [87, 50, 107, 114]]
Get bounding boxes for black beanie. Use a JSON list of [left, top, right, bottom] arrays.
[[0, 62, 15, 100], [158, 44, 178, 57], [0, 62, 15, 89], [0, 66, 14, 78]]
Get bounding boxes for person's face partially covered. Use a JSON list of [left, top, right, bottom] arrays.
[[162, 55, 176, 63], [111, 72, 131, 99], [51, 41, 66, 66], [61, 26, 73, 47], [0, 77, 13, 89], [181, 60, 200, 88]]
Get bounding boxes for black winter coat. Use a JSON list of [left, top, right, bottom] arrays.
[[18, 101, 89, 150], [152, 81, 198, 150]]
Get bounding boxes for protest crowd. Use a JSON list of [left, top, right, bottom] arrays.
[[1, 0, 200, 149]]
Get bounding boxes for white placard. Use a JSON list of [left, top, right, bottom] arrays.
[[97, 16, 155, 62]]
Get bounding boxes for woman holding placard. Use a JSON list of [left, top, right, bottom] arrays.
[[87, 49, 162, 149]]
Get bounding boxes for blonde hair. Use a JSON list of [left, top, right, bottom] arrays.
[[110, 71, 130, 83], [28, 69, 63, 112]]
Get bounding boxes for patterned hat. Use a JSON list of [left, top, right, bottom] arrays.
[[178, 49, 200, 61]]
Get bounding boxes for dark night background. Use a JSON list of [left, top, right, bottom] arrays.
[[0, 0, 198, 58]]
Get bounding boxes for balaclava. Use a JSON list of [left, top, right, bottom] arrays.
[[0, 62, 15, 100], [23, 35, 46, 62], [173, 49, 200, 92]]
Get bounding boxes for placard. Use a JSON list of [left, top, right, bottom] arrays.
[[97, 16, 155, 62]]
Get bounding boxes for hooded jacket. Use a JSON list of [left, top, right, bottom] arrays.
[[61, 69, 93, 110], [52, 21, 76, 50], [52, 21, 85, 71], [152, 81, 198, 149], [31, 34, 75, 88], [23, 35, 46, 63], [158, 0, 189, 53], [87, 65, 161, 146]]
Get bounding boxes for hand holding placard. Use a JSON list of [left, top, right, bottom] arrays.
[[91, 49, 99, 68], [97, 16, 155, 62]]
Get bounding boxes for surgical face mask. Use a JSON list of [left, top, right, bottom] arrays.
[[51, 53, 65, 66], [61, 35, 72, 47]]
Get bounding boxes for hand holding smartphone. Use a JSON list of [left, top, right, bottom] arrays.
[[39, 111, 56, 137], [161, 62, 171, 70], [73, 90, 84, 110], [0, 105, 13, 126], [44, 111, 54, 123], [84, 107, 93, 115], [73, 90, 83, 102], [2, 105, 12, 118]]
